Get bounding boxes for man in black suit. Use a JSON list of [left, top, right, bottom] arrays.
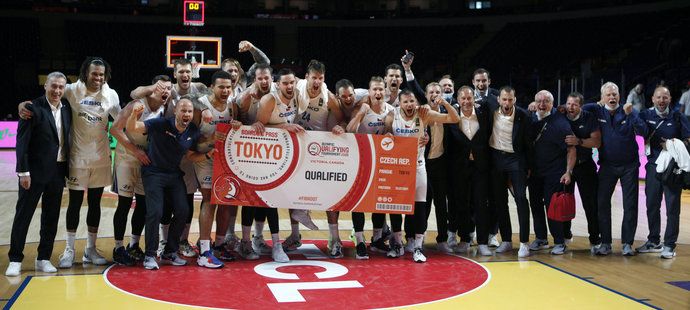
[[472, 68, 500, 111], [488, 86, 533, 258], [6, 72, 71, 276], [448, 86, 494, 256]]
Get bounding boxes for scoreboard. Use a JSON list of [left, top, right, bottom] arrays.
[[183, 0, 205, 26]]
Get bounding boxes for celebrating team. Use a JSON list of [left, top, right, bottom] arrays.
[[6, 40, 684, 276]]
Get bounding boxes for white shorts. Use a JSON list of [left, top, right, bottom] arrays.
[[68, 166, 112, 190], [415, 166, 427, 202], [180, 157, 199, 194], [113, 163, 144, 197], [194, 158, 213, 189]]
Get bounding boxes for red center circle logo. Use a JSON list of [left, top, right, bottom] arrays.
[[104, 240, 490, 309]]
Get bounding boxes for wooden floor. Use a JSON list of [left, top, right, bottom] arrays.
[[0, 149, 689, 309]]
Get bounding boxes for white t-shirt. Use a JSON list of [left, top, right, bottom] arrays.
[[65, 80, 121, 168]]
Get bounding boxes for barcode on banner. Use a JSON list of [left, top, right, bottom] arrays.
[[375, 203, 413, 212]]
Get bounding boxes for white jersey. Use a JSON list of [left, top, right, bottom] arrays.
[[267, 91, 301, 125], [358, 103, 394, 135], [239, 83, 277, 124], [296, 80, 330, 131], [385, 90, 400, 107], [166, 83, 206, 117], [114, 97, 165, 165], [197, 95, 235, 153], [392, 107, 425, 167], [64, 80, 121, 168]]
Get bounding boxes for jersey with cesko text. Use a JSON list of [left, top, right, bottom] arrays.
[[392, 106, 425, 167], [64, 80, 121, 168], [267, 91, 302, 126], [240, 83, 278, 125], [358, 103, 394, 135], [197, 95, 235, 153]]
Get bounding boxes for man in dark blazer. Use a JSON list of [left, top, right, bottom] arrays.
[[6, 72, 71, 277], [488, 86, 533, 258], [448, 86, 494, 256]]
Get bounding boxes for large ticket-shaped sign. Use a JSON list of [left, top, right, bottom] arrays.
[[211, 124, 417, 214]]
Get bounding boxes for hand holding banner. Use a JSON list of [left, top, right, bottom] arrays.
[[211, 124, 418, 214]]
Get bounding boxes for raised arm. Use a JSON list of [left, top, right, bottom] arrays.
[[346, 103, 370, 133], [110, 101, 151, 165], [422, 98, 460, 124], [126, 102, 147, 134]]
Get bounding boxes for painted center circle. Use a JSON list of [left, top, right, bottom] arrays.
[[105, 240, 490, 309]]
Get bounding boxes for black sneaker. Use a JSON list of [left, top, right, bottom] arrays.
[[370, 237, 390, 253], [213, 244, 236, 262], [355, 242, 369, 260], [113, 246, 135, 266], [126, 243, 145, 262]]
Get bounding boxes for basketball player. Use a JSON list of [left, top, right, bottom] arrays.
[[383, 90, 460, 262], [19, 57, 121, 268], [289, 60, 346, 258], [346, 76, 395, 259], [109, 75, 170, 266], [249, 68, 308, 263], [222, 40, 270, 94], [236, 63, 277, 260], [194, 70, 242, 269]]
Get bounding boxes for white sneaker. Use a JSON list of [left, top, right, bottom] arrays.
[[328, 239, 344, 259], [387, 242, 404, 258], [5, 262, 21, 277], [58, 248, 75, 268], [404, 238, 415, 253], [83, 247, 108, 265], [178, 240, 198, 258], [447, 231, 458, 248], [413, 248, 427, 263], [252, 235, 272, 255], [436, 242, 453, 254], [478, 245, 493, 256], [488, 234, 501, 248], [518, 243, 530, 258], [143, 256, 159, 270], [454, 241, 470, 253], [239, 240, 260, 260], [272, 242, 290, 263], [290, 209, 319, 230], [495, 241, 513, 253], [660, 246, 676, 259], [35, 260, 57, 273]]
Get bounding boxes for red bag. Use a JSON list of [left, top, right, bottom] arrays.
[[547, 188, 576, 222]]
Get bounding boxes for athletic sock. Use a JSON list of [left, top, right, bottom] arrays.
[[114, 240, 124, 249], [373, 229, 382, 241], [225, 216, 237, 239], [130, 235, 140, 245], [66, 231, 76, 250], [355, 232, 365, 244], [271, 233, 280, 245], [200, 240, 211, 253], [415, 234, 424, 248], [254, 221, 265, 237], [87, 232, 97, 249]]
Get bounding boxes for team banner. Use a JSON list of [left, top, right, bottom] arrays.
[[211, 124, 417, 214]]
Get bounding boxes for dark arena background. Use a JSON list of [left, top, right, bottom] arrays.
[[1, 1, 690, 309]]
